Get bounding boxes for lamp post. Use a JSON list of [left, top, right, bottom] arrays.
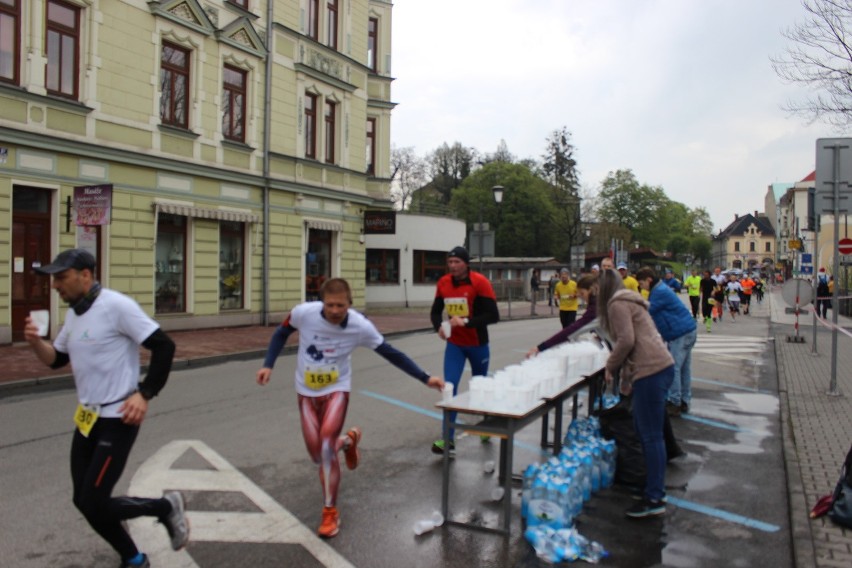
[[479, 186, 504, 272]]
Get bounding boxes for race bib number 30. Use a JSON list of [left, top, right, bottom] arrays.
[[73, 403, 100, 437], [305, 366, 340, 390], [444, 297, 469, 317]]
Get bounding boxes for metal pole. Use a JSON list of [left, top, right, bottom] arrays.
[[829, 144, 843, 395], [479, 203, 484, 273], [812, 225, 819, 353]]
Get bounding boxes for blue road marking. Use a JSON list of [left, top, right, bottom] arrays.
[[681, 413, 746, 432], [693, 376, 773, 395], [359, 390, 444, 420], [667, 496, 780, 532]]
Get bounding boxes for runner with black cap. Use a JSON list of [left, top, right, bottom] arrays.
[[429, 246, 500, 454], [23, 249, 187, 568]]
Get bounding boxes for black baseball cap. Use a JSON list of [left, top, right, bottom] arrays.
[[35, 249, 96, 274]]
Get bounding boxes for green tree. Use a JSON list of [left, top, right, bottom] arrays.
[[450, 162, 557, 258], [597, 169, 670, 246]]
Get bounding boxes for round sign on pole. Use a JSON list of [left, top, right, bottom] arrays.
[[839, 237, 852, 255]]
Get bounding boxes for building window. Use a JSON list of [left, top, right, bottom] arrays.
[[366, 249, 399, 284], [324, 100, 336, 163], [45, 0, 80, 98], [326, 0, 338, 50], [765, 241, 771, 252], [413, 250, 447, 284], [367, 17, 378, 72], [229, 0, 248, 8], [155, 214, 187, 314], [366, 117, 376, 175], [0, 0, 20, 85], [304, 92, 317, 159], [160, 41, 190, 128], [307, 0, 319, 40], [734, 241, 740, 252], [749, 241, 756, 252], [222, 64, 247, 142], [219, 221, 244, 310]]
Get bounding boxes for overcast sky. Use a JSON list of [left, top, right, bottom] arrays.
[[390, 0, 831, 232]]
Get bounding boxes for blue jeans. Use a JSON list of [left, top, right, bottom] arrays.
[[667, 328, 696, 406], [444, 342, 490, 439], [632, 365, 674, 502]]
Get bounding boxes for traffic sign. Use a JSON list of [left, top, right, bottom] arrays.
[[801, 265, 813, 275], [840, 237, 852, 255], [801, 253, 812, 264]]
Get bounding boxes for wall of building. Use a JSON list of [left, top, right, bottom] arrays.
[[364, 214, 465, 307], [0, 0, 394, 344]]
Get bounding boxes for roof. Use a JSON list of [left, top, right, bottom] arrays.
[[801, 170, 816, 182], [716, 212, 776, 239]]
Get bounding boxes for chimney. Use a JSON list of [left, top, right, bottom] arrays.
[[735, 213, 739, 220], [754, 210, 758, 217]]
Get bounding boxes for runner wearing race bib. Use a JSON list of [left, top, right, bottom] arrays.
[[257, 278, 444, 539], [429, 246, 500, 454]]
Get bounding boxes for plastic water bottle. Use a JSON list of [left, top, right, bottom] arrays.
[[601, 439, 617, 488], [589, 443, 602, 493], [521, 464, 538, 518], [557, 482, 573, 528]]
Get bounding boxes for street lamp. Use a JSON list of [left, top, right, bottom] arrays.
[[478, 186, 505, 272]]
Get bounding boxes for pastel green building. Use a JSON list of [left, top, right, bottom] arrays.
[[0, 0, 395, 343]]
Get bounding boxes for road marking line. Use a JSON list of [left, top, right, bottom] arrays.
[[693, 377, 772, 394], [667, 496, 780, 532], [128, 440, 355, 568]]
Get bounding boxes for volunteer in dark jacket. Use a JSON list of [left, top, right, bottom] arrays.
[[636, 266, 698, 416], [598, 269, 674, 519]]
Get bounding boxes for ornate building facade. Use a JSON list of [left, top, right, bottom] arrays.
[[0, 0, 395, 343]]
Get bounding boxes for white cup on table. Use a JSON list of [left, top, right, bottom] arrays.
[[30, 310, 49, 336]]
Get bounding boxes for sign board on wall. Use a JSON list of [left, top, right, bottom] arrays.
[[74, 184, 113, 226], [364, 210, 396, 234]]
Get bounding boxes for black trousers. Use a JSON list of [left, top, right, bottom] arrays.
[[71, 418, 169, 560], [689, 295, 700, 318], [559, 310, 577, 328]]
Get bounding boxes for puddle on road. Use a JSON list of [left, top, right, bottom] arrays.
[[686, 392, 778, 456]]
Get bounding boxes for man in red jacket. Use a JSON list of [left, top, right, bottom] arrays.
[[430, 246, 500, 454]]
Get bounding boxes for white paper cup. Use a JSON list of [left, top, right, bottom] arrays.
[[30, 310, 49, 336], [441, 321, 452, 338], [442, 382, 454, 402]]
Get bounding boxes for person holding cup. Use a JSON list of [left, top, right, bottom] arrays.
[[429, 246, 500, 455], [24, 249, 185, 568]]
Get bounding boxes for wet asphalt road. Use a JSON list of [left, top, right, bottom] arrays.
[[0, 302, 791, 567]]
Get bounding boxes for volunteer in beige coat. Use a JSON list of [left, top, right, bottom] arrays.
[[597, 269, 675, 519]]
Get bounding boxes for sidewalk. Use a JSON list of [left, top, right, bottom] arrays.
[[770, 286, 852, 568]]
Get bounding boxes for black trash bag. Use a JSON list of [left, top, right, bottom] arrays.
[[828, 443, 852, 529], [597, 397, 646, 488]]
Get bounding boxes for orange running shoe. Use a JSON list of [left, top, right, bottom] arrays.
[[318, 506, 340, 538], [344, 426, 362, 470]]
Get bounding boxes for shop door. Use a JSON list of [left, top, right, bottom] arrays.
[[11, 188, 52, 341], [306, 229, 332, 301]]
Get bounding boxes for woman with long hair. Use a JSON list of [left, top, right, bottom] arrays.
[[597, 269, 675, 518]]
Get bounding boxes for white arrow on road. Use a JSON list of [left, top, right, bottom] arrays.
[[128, 440, 355, 568]]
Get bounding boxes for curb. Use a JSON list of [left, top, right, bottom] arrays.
[[776, 332, 818, 568]]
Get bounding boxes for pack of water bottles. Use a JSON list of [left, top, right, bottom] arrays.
[[522, 416, 615, 562], [524, 525, 609, 564]]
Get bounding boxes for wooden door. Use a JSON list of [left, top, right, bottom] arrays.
[[11, 188, 52, 341]]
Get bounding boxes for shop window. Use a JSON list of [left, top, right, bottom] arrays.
[[219, 221, 244, 310], [413, 250, 446, 284], [366, 248, 399, 284], [306, 229, 331, 301], [155, 213, 186, 314]]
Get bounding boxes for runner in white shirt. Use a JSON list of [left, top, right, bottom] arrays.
[[725, 276, 743, 320], [257, 278, 444, 539], [24, 249, 187, 568]]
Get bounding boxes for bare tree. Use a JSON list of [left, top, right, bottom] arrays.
[[390, 146, 428, 210], [771, 0, 852, 129]]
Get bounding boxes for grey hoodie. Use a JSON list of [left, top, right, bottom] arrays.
[[605, 289, 674, 385]]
